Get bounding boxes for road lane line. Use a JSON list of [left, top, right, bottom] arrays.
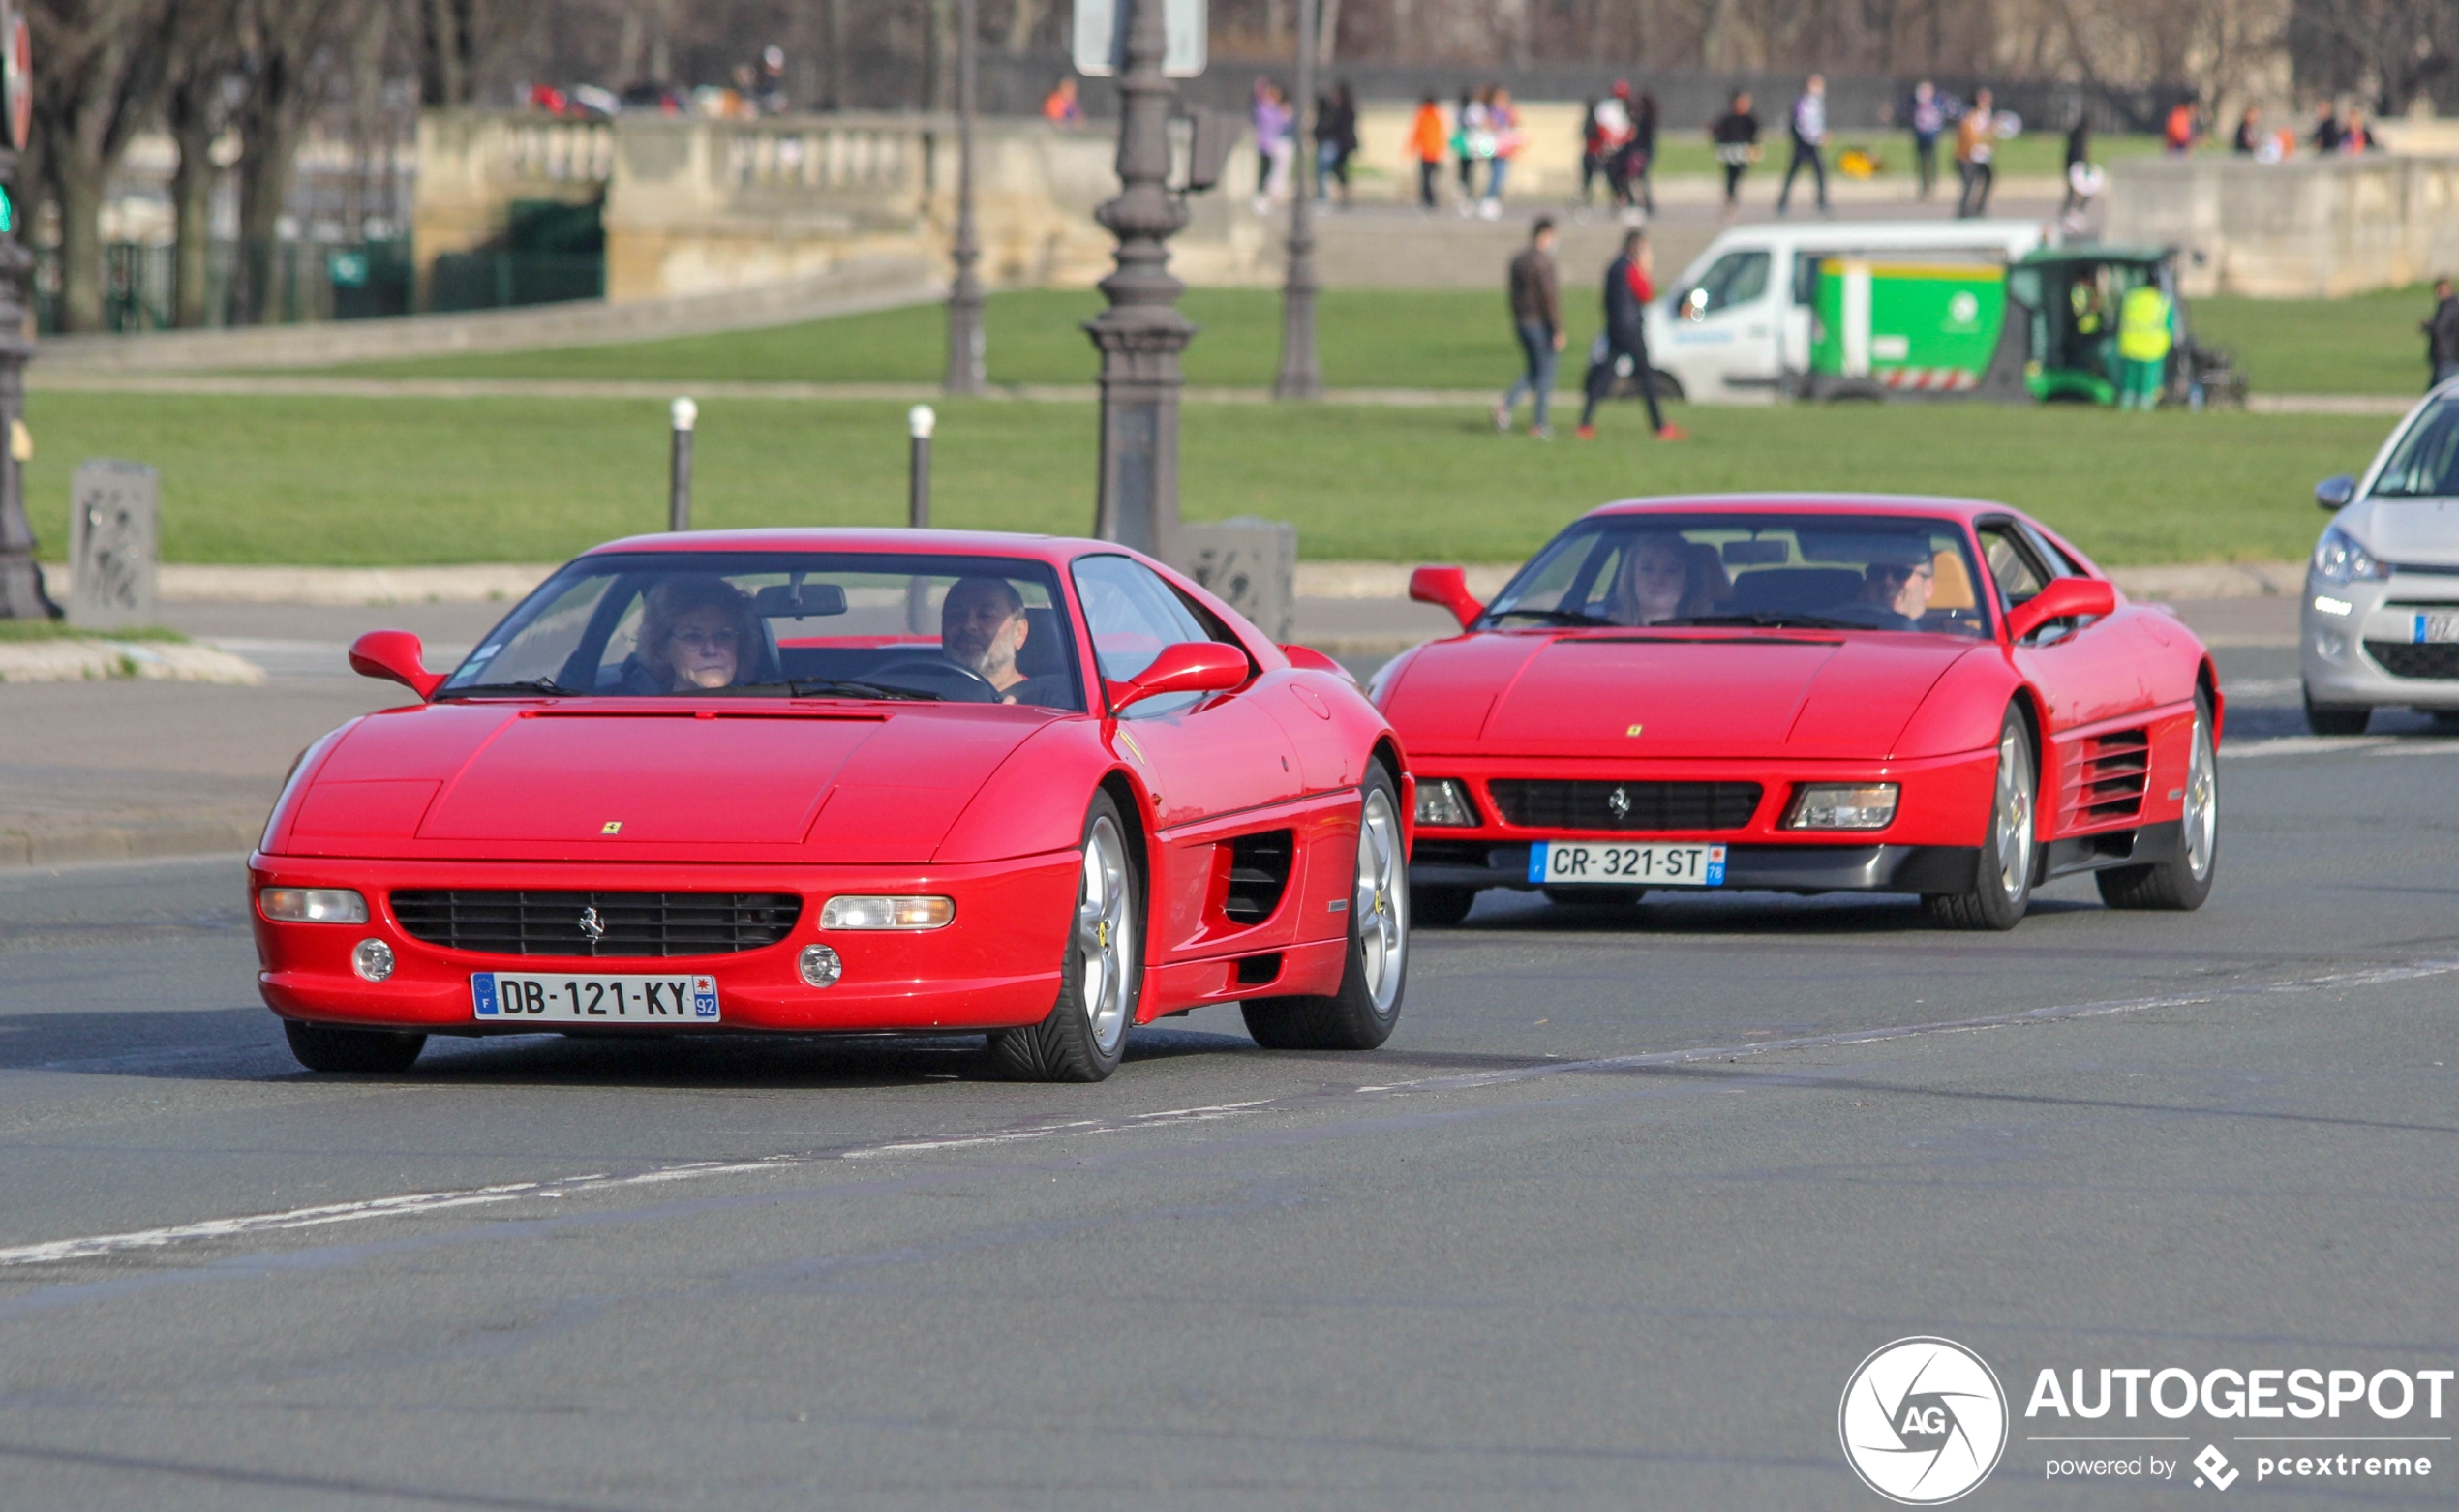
[[1, 963, 2446, 1273]]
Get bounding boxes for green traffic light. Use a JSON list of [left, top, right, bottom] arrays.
[[0, 187, 13, 235]]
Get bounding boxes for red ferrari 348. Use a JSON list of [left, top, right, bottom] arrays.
[[252, 530, 1411, 1081], [1379, 496, 2220, 929]]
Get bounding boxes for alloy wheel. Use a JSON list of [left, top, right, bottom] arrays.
[[1353, 787, 1407, 1012], [2183, 703, 2217, 881], [1076, 814, 1134, 1054], [1994, 723, 2035, 899]]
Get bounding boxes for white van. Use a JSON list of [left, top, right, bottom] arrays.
[[1643, 220, 2050, 405]]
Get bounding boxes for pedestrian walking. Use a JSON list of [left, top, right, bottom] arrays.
[[2339, 107, 2378, 153], [1710, 92, 1761, 222], [1904, 80, 1947, 201], [1411, 95, 1448, 209], [2231, 106, 2262, 154], [1317, 81, 1358, 204], [2116, 279, 2173, 410], [1496, 218, 1565, 438], [1482, 87, 1522, 216], [1595, 83, 1636, 211], [1579, 98, 1606, 205], [2422, 278, 2459, 390], [2061, 113, 2093, 214], [2164, 100, 2199, 156], [1041, 76, 1082, 127], [1252, 80, 1295, 213], [1624, 91, 1660, 217], [1454, 88, 1484, 212], [1955, 89, 1998, 218], [1776, 74, 1831, 217], [2310, 100, 2344, 154], [1577, 228, 1685, 442]]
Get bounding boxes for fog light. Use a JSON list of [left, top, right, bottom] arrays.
[[351, 938, 395, 982], [1783, 783, 1900, 831], [2314, 630, 2349, 660], [260, 887, 369, 923], [799, 944, 843, 987], [1414, 778, 1477, 827], [818, 895, 954, 930]]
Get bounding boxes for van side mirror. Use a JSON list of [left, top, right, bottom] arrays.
[[349, 630, 446, 700], [2005, 578, 2117, 643], [1409, 565, 1483, 631], [2315, 474, 2356, 511]]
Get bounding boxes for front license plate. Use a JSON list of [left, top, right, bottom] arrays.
[[1528, 840, 1726, 888], [471, 972, 720, 1024], [2413, 613, 2459, 644]]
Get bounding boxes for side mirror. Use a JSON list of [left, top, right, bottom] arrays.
[[1409, 565, 1483, 631], [1108, 641, 1250, 711], [349, 629, 447, 700], [2004, 577, 2118, 644], [2315, 474, 2356, 511]]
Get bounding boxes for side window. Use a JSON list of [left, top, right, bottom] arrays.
[[1976, 524, 2050, 608], [1073, 554, 1211, 692], [1683, 251, 1771, 318], [2021, 525, 2087, 579]]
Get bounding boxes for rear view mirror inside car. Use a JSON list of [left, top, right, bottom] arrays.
[[1721, 539, 1788, 565], [752, 582, 849, 619]]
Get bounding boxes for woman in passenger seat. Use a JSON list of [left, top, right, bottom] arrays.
[[1607, 533, 1721, 625], [621, 576, 765, 693]]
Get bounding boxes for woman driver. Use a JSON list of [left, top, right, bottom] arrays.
[[622, 576, 762, 693], [1608, 532, 1718, 625]]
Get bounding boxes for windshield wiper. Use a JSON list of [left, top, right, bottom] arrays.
[[1660, 613, 1871, 631], [1484, 607, 1618, 627], [438, 676, 574, 699], [780, 679, 941, 702]]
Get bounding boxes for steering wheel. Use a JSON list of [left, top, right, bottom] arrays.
[[866, 655, 1000, 704]]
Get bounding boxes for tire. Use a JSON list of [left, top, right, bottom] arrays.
[[1243, 766, 1408, 1052], [2303, 686, 2369, 736], [284, 1019, 426, 1074], [1924, 706, 2038, 931], [2099, 689, 2218, 911], [1411, 884, 1476, 928], [987, 793, 1141, 1082], [1544, 886, 1647, 907]]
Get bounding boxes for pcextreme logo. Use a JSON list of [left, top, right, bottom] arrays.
[[1840, 1337, 2010, 1504]]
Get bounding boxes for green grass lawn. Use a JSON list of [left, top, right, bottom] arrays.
[[325, 281, 2445, 400], [25, 389, 2376, 568], [1637, 129, 2162, 183]]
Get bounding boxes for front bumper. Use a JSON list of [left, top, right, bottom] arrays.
[[2301, 569, 2459, 710], [1403, 748, 2000, 896], [249, 851, 1080, 1036]]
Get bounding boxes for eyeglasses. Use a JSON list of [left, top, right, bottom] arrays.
[[672, 627, 740, 651], [1876, 563, 1936, 584]]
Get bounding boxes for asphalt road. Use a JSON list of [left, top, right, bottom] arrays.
[[2, 621, 2456, 1510]]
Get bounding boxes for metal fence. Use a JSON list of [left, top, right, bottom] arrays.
[[32, 240, 414, 334]]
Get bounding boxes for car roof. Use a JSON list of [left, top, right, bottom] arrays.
[[1586, 493, 2014, 525], [583, 528, 1127, 565]]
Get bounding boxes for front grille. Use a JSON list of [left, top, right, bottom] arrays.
[[2066, 728, 2149, 828], [1485, 779, 1762, 832], [2366, 641, 2459, 680], [390, 891, 800, 957]]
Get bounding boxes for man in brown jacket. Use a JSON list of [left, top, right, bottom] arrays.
[[1496, 217, 1565, 438]]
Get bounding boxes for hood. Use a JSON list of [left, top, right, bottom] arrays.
[[276, 700, 1051, 863], [2353, 498, 2459, 568], [1384, 630, 1976, 759]]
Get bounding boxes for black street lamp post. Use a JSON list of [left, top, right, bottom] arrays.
[[944, 0, 986, 396], [0, 136, 52, 620], [1271, 0, 1321, 401], [1084, 0, 1192, 560]]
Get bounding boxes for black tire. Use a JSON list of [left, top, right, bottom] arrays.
[[1243, 766, 1408, 1052], [2099, 689, 2218, 911], [1924, 705, 2038, 931], [284, 1019, 426, 1074], [1544, 886, 1647, 907], [1411, 884, 1476, 927], [2303, 687, 2369, 736], [988, 792, 1142, 1082]]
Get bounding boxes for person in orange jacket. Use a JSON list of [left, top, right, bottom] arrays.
[[1411, 96, 1448, 210]]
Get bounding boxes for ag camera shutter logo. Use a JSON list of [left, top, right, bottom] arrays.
[[1840, 1336, 2009, 1503]]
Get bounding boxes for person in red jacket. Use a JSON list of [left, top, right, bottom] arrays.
[[1576, 229, 1685, 441]]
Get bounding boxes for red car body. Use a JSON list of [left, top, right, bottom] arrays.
[[250, 530, 1408, 1048], [1375, 496, 2220, 918]]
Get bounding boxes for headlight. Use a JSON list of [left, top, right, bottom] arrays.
[[1414, 778, 1478, 828], [258, 887, 370, 923], [2313, 527, 2390, 585], [818, 895, 955, 930], [1783, 783, 1900, 831]]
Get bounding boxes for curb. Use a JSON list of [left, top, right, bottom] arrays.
[[0, 639, 268, 684], [1, 815, 261, 870]]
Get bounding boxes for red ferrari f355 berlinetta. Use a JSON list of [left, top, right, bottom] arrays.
[[1378, 496, 2220, 929], [251, 530, 1411, 1081]]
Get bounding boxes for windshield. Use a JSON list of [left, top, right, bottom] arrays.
[[440, 551, 1085, 711], [2371, 400, 2459, 499], [1482, 513, 1992, 637]]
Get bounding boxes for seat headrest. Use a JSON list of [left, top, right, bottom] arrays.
[[1016, 607, 1067, 678]]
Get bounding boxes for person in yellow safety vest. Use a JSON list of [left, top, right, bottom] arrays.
[[2116, 282, 2174, 410]]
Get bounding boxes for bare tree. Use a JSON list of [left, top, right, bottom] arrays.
[[228, 0, 371, 324], [25, 0, 175, 333], [164, 0, 244, 327]]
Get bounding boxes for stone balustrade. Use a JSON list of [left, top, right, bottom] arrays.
[[2106, 153, 2459, 297]]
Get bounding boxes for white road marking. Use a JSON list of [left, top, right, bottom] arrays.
[[3, 962, 2449, 1274]]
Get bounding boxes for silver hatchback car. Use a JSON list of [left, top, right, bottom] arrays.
[[2303, 384, 2459, 734]]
